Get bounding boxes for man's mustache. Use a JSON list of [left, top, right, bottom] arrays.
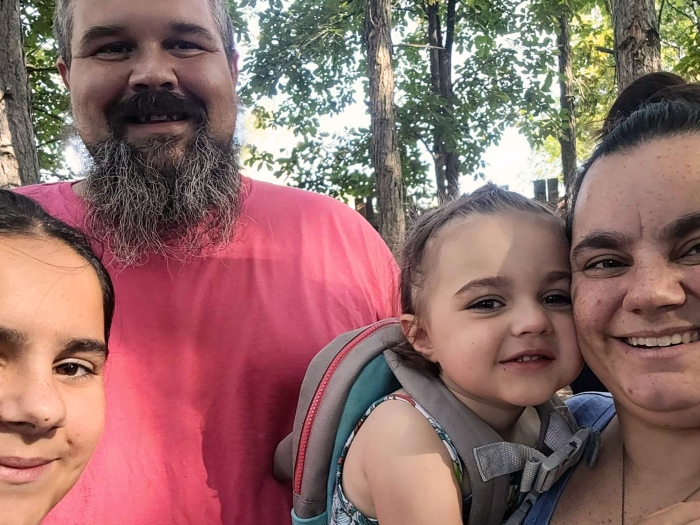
[[106, 91, 208, 137]]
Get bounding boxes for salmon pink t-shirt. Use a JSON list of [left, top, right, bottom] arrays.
[[17, 177, 398, 525]]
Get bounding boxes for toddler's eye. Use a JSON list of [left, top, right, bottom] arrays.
[[543, 293, 571, 306], [467, 299, 504, 311]]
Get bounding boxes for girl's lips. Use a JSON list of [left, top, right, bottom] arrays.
[[0, 457, 55, 485]]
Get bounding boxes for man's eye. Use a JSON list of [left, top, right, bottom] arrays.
[[96, 43, 132, 55], [54, 361, 93, 378], [172, 42, 202, 51]]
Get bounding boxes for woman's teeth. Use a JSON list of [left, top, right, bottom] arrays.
[[514, 355, 544, 362], [625, 331, 699, 348]]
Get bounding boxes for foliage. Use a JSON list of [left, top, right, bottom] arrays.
[[242, 0, 561, 204], [21, 0, 70, 175]]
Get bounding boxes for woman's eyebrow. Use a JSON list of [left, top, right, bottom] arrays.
[[0, 325, 27, 349], [571, 231, 633, 259], [661, 212, 700, 241]]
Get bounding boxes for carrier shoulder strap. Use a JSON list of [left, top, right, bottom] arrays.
[[384, 349, 509, 525], [385, 349, 596, 525]]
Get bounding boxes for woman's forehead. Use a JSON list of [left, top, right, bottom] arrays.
[[573, 135, 700, 240]]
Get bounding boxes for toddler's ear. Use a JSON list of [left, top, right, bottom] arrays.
[[399, 314, 437, 362]]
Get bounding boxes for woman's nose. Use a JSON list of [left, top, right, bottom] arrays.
[[0, 367, 67, 436], [622, 258, 686, 315]]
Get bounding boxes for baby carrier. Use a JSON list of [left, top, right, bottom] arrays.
[[274, 319, 598, 525]]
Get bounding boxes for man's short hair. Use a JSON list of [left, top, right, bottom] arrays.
[[54, 0, 236, 67]]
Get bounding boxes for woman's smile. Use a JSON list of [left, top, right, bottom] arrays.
[[0, 456, 57, 485]]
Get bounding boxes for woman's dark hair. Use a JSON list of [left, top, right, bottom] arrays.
[[568, 72, 700, 238], [395, 183, 560, 375], [0, 189, 115, 344]]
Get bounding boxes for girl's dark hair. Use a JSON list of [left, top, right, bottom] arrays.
[[395, 183, 560, 375], [0, 190, 115, 344], [568, 72, 700, 238]]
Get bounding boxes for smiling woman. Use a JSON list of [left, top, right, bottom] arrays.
[[0, 190, 114, 525], [523, 73, 700, 525]]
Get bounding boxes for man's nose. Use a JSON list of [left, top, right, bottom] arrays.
[[0, 366, 67, 437], [128, 47, 178, 93]]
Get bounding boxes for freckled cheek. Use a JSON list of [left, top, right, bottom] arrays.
[[63, 387, 106, 463]]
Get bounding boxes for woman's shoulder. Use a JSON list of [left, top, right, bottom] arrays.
[[565, 392, 616, 430]]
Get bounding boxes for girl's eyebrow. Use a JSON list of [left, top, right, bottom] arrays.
[[62, 339, 108, 358]]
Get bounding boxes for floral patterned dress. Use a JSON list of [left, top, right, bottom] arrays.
[[330, 394, 466, 525]]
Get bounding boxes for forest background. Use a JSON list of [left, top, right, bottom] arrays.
[[1, 0, 698, 248]]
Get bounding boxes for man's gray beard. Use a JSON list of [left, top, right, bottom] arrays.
[[82, 129, 242, 267]]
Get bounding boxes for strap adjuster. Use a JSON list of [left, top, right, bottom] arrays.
[[533, 428, 590, 492]]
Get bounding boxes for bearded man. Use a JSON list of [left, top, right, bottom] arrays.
[[16, 0, 397, 523]]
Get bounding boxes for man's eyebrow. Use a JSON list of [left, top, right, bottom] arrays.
[[571, 231, 633, 260], [0, 325, 28, 349], [63, 338, 109, 358], [77, 25, 125, 50], [661, 212, 700, 242], [453, 276, 509, 297], [169, 22, 219, 45]]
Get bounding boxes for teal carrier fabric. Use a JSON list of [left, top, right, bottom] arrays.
[[274, 320, 600, 525]]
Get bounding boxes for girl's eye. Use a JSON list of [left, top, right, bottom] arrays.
[[467, 299, 504, 311], [543, 293, 571, 307], [54, 361, 94, 378]]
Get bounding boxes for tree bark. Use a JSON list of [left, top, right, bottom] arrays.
[[427, 0, 459, 202], [611, 0, 661, 93], [365, 0, 405, 250], [557, 12, 577, 195], [0, 0, 40, 188]]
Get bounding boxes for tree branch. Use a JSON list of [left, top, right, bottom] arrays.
[[395, 43, 446, 50], [31, 106, 65, 123], [596, 46, 615, 54], [26, 66, 58, 74]]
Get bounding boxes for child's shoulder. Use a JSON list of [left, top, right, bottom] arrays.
[[360, 392, 445, 451]]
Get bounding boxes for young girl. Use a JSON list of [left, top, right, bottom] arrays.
[[331, 184, 583, 525], [0, 189, 114, 525]]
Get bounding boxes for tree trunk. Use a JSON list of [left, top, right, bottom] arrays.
[[0, 0, 40, 188], [611, 0, 660, 93], [557, 11, 577, 195], [365, 0, 405, 251], [427, 0, 459, 202], [427, 2, 447, 202]]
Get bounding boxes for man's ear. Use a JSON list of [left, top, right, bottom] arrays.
[[229, 51, 239, 84], [399, 314, 437, 363], [57, 57, 70, 91]]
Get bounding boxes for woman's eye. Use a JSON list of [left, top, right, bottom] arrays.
[[467, 299, 504, 311], [543, 293, 571, 306], [682, 242, 700, 258], [54, 361, 93, 378], [584, 258, 625, 271]]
